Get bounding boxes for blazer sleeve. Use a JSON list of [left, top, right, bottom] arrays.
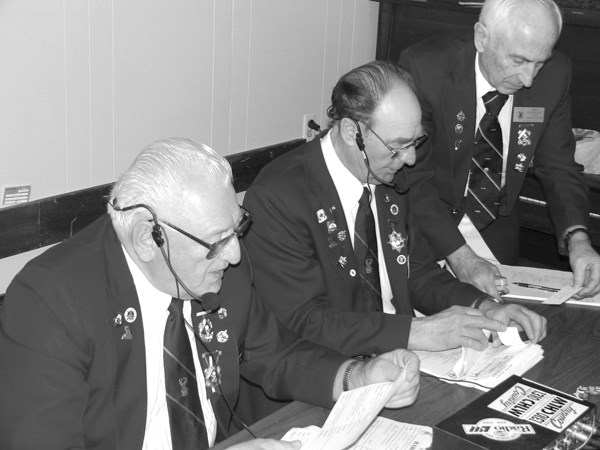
[[528, 55, 589, 253], [242, 180, 414, 356], [399, 48, 468, 259], [0, 264, 94, 450]]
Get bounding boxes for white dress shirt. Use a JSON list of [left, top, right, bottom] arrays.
[[122, 247, 218, 449], [321, 131, 396, 313]]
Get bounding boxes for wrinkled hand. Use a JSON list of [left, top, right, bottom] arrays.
[[479, 301, 547, 344], [447, 245, 507, 300], [351, 350, 420, 409], [408, 305, 507, 352], [227, 438, 302, 450], [569, 239, 600, 299]]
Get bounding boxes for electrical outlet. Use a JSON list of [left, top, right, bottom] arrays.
[[302, 113, 316, 141]]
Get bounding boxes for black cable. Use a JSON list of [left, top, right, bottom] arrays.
[[157, 231, 257, 439]]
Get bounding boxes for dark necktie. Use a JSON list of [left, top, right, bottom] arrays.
[[466, 90, 509, 230], [354, 187, 382, 310], [164, 298, 209, 450]]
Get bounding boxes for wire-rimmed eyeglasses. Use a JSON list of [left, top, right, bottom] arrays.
[[368, 127, 428, 159]]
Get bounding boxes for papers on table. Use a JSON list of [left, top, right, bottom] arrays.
[[281, 381, 432, 450], [414, 327, 544, 392], [498, 264, 600, 307]]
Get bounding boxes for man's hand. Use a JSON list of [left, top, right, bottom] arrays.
[[227, 439, 302, 449], [345, 350, 420, 409], [407, 305, 507, 351], [447, 244, 507, 300], [568, 235, 600, 298], [479, 301, 547, 344]]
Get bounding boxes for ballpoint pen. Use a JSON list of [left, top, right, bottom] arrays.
[[512, 282, 560, 293]]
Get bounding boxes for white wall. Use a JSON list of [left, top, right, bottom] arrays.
[[0, 0, 379, 292]]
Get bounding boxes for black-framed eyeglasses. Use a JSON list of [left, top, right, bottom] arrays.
[[110, 201, 252, 259], [368, 127, 428, 159]]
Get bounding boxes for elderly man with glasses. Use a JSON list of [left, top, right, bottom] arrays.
[[239, 60, 547, 424], [0, 137, 422, 450]]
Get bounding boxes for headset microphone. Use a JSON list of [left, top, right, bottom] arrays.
[[198, 292, 220, 311], [353, 120, 410, 194]]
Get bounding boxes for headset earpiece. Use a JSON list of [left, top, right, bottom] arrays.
[[151, 223, 164, 247], [355, 132, 364, 152], [352, 119, 365, 153]]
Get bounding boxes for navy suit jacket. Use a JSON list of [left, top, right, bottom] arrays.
[[399, 32, 589, 259], [0, 215, 346, 449]]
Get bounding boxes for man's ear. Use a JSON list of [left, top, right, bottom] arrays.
[[131, 220, 158, 263], [474, 22, 489, 53], [340, 117, 360, 147]]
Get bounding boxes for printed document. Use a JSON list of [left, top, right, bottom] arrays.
[[281, 380, 432, 450]]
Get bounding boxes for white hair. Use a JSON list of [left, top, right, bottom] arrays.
[[479, 0, 562, 38], [108, 137, 233, 234]]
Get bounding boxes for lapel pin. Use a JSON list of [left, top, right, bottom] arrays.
[[390, 204, 399, 215], [455, 124, 464, 134], [124, 307, 137, 323], [316, 209, 327, 223], [517, 128, 532, 146], [514, 163, 525, 173], [457, 111, 465, 121], [121, 325, 133, 340], [454, 139, 462, 151], [113, 313, 123, 327], [517, 153, 526, 162]]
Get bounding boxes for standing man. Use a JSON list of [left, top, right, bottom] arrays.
[[0, 138, 421, 450], [240, 61, 546, 422], [399, 0, 600, 298]]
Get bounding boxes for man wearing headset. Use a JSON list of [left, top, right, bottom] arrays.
[[0, 138, 421, 449], [240, 60, 546, 423]]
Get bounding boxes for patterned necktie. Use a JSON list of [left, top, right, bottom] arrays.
[[354, 187, 382, 310], [164, 298, 209, 450], [466, 90, 509, 230]]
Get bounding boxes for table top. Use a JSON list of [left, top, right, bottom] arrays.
[[214, 299, 600, 449]]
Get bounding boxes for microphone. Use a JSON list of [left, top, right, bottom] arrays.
[[198, 292, 220, 311]]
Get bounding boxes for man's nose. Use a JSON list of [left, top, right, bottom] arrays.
[[518, 63, 537, 88], [221, 237, 241, 265], [398, 147, 416, 167]]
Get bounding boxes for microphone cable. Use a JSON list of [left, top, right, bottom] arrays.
[[157, 225, 258, 440]]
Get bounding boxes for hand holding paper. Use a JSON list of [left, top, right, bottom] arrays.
[[350, 349, 420, 409]]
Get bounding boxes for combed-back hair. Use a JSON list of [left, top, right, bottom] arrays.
[[108, 137, 233, 233], [327, 60, 416, 129], [479, 0, 562, 38]]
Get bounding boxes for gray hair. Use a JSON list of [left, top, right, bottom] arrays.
[[108, 137, 233, 233], [327, 60, 417, 129], [479, 0, 562, 38]]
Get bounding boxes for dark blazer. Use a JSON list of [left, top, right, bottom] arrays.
[[237, 136, 485, 423], [242, 136, 484, 356], [399, 32, 589, 259], [0, 215, 347, 450]]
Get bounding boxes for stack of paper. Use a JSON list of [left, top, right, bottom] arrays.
[[414, 328, 544, 391]]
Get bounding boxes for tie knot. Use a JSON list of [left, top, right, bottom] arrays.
[[483, 90, 508, 117], [168, 297, 184, 317], [359, 186, 371, 206]]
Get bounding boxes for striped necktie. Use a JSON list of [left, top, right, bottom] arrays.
[[354, 187, 382, 310], [466, 90, 509, 230], [164, 298, 209, 450]]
